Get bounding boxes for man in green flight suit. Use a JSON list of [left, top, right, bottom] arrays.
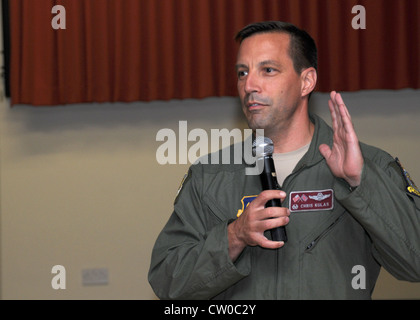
[[148, 21, 420, 299]]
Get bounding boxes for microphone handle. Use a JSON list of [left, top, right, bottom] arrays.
[[260, 156, 288, 242]]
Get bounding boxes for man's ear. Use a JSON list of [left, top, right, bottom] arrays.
[[301, 67, 317, 98]]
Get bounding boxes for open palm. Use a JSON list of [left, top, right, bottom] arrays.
[[319, 91, 364, 188]]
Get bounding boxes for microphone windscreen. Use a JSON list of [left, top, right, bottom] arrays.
[[252, 136, 274, 157]]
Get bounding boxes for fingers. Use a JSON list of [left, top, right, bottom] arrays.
[[258, 214, 290, 237], [254, 190, 287, 208], [235, 190, 290, 249], [329, 91, 357, 137], [251, 226, 287, 249], [252, 190, 289, 224], [330, 91, 349, 121], [259, 237, 285, 249], [329, 91, 343, 132], [318, 143, 332, 160], [323, 92, 363, 186]]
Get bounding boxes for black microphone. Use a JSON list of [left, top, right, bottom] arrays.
[[253, 136, 288, 242]]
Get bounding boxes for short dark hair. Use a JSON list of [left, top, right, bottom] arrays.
[[235, 21, 318, 75]]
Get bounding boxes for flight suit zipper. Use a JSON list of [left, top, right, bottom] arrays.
[[277, 163, 307, 299], [305, 212, 346, 252]]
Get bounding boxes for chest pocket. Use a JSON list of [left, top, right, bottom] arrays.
[[201, 168, 261, 229], [203, 193, 228, 227], [283, 187, 347, 248], [303, 210, 347, 252]]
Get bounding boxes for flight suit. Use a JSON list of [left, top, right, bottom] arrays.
[[148, 113, 420, 299]]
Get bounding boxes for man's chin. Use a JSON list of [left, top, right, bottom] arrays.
[[246, 119, 267, 131]]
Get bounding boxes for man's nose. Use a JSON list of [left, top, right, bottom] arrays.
[[244, 71, 261, 94]]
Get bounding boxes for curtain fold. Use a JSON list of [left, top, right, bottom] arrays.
[[8, 0, 420, 106]]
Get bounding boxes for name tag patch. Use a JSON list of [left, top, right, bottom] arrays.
[[289, 189, 334, 212]]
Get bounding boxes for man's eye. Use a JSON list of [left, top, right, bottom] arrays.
[[265, 67, 275, 73], [237, 70, 248, 79]]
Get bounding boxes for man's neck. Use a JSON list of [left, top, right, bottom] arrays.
[[271, 113, 314, 154]]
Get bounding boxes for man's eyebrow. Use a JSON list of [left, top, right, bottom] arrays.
[[258, 60, 282, 68], [235, 60, 282, 71], [235, 63, 248, 71]]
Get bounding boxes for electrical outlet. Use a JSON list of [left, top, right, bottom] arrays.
[[82, 268, 109, 286]]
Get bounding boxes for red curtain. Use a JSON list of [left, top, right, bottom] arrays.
[[8, 0, 420, 106]]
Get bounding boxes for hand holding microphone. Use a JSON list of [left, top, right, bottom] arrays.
[[228, 189, 289, 261], [253, 136, 288, 242], [228, 136, 289, 260]]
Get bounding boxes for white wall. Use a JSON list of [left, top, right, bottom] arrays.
[[1, 89, 420, 299]]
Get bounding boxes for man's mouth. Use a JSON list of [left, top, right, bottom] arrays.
[[247, 102, 267, 111]]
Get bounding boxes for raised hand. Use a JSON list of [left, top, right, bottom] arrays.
[[319, 91, 364, 188]]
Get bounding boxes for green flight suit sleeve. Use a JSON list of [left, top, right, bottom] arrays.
[[148, 165, 251, 300], [334, 153, 420, 282]]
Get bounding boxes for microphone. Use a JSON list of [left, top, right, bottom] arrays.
[[253, 136, 288, 242]]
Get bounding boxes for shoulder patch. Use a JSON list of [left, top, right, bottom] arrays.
[[174, 171, 189, 204], [237, 195, 258, 217], [395, 158, 420, 197]]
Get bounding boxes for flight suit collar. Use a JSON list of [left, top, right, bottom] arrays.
[[242, 113, 333, 169], [295, 113, 333, 169]]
